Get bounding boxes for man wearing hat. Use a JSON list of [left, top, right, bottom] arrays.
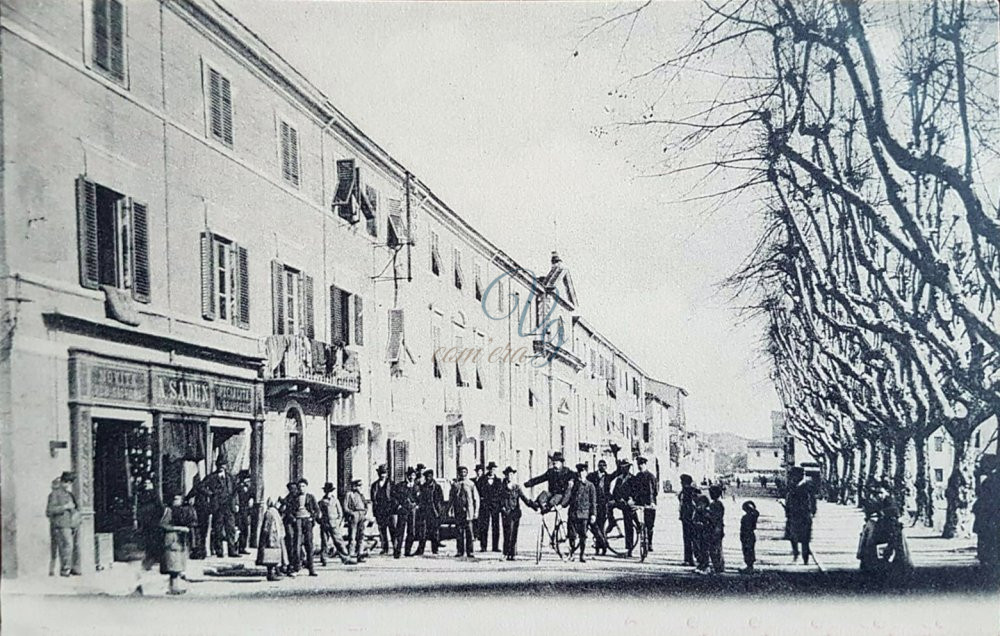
[[449, 466, 480, 559], [192, 458, 239, 558], [498, 466, 533, 560], [234, 470, 255, 556], [370, 464, 393, 554], [392, 467, 420, 558], [344, 479, 368, 559], [587, 460, 613, 555], [476, 461, 504, 552], [416, 469, 445, 555], [630, 456, 659, 550], [568, 463, 598, 562], [319, 482, 354, 565], [46, 472, 81, 576], [610, 458, 636, 556], [523, 451, 576, 509]]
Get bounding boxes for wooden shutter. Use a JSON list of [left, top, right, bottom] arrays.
[[236, 244, 250, 329], [271, 260, 284, 334], [280, 121, 299, 186], [386, 309, 403, 362], [302, 274, 315, 339], [76, 176, 100, 290], [209, 68, 232, 145], [354, 295, 364, 345], [200, 232, 215, 319], [330, 285, 344, 345], [108, 0, 124, 80], [390, 439, 408, 482], [131, 200, 150, 303], [220, 74, 233, 145], [93, 0, 109, 72]]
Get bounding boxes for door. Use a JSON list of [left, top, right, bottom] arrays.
[[92, 418, 155, 562], [337, 428, 354, 498]]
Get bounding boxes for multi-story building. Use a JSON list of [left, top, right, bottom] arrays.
[[0, 0, 688, 578]]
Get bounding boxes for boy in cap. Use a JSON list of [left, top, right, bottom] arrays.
[[739, 500, 759, 574], [344, 479, 368, 559], [319, 482, 355, 565], [568, 463, 597, 562], [630, 456, 658, 551], [46, 473, 81, 576], [499, 466, 533, 560]]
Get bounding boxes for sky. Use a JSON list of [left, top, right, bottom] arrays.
[[219, 0, 781, 440]]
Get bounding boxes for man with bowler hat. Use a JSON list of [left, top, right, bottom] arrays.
[[477, 461, 503, 552], [499, 466, 533, 560], [416, 469, 444, 555], [392, 467, 420, 558], [370, 464, 393, 554], [587, 460, 613, 555]]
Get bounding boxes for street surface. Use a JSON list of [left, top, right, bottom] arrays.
[[5, 494, 998, 635]]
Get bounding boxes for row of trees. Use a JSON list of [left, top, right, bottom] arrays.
[[595, 0, 998, 536]]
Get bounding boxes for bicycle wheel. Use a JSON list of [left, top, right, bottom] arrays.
[[535, 520, 544, 564], [603, 507, 626, 557], [552, 517, 569, 561], [637, 520, 649, 562]]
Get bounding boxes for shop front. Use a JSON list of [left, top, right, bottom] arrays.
[[67, 350, 263, 573]]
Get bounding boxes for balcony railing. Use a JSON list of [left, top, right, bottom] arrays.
[[264, 334, 360, 394]]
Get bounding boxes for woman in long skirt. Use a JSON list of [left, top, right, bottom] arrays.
[[160, 495, 192, 595], [256, 498, 288, 581]]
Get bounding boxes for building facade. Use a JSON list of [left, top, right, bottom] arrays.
[[0, 0, 688, 578]]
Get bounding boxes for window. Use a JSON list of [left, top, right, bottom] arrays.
[[287, 409, 303, 482], [330, 285, 363, 345], [271, 261, 314, 337], [205, 65, 233, 147], [279, 120, 300, 187], [455, 335, 466, 387], [200, 232, 249, 328], [430, 231, 441, 276], [974, 431, 981, 449], [435, 425, 445, 477], [364, 186, 378, 237], [76, 177, 150, 302], [934, 469, 944, 482], [453, 248, 463, 290], [642, 420, 650, 443], [92, 0, 126, 83], [756, 451, 761, 458], [774, 451, 779, 458], [934, 436, 944, 452], [528, 388, 535, 408]]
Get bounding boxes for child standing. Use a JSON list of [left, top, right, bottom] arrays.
[[739, 500, 759, 574], [692, 494, 712, 574], [707, 485, 725, 574]]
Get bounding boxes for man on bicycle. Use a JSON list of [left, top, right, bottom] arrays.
[[610, 458, 636, 557], [630, 457, 658, 551], [523, 451, 575, 511]]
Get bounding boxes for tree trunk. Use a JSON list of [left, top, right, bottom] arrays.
[[841, 449, 855, 504], [857, 438, 868, 508], [893, 436, 910, 513], [881, 439, 892, 482], [868, 439, 879, 489], [913, 433, 933, 526], [942, 433, 976, 538]]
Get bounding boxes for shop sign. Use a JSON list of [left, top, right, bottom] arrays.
[[151, 372, 213, 412], [214, 382, 255, 414], [70, 357, 148, 405]]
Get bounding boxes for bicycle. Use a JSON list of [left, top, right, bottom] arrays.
[[602, 502, 650, 562], [533, 497, 570, 564]]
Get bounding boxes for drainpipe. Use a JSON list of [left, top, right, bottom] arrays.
[[319, 114, 336, 484]]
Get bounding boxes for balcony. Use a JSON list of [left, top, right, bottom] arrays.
[[264, 334, 360, 400]]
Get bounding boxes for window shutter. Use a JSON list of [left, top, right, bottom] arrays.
[[387, 308, 403, 362], [108, 0, 125, 80], [236, 244, 250, 329], [280, 121, 291, 182], [131, 200, 150, 303], [76, 176, 100, 290], [330, 285, 344, 345], [302, 273, 315, 339], [209, 68, 222, 141], [271, 260, 285, 334], [333, 159, 357, 221], [220, 74, 233, 145], [93, 0, 109, 72], [354, 295, 364, 345], [200, 232, 215, 319]]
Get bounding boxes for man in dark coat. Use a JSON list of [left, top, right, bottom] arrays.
[[587, 460, 612, 555], [499, 466, 533, 561], [185, 474, 213, 560], [416, 469, 445, 555], [678, 473, 699, 566], [783, 466, 816, 565], [392, 468, 420, 558], [283, 478, 320, 576], [191, 459, 239, 558], [370, 464, 393, 554], [523, 451, 576, 508], [629, 456, 659, 550], [568, 463, 598, 562], [611, 459, 636, 556], [234, 470, 254, 555], [476, 462, 504, 552]]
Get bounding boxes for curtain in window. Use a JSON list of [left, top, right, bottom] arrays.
[[162, 420, 206, 462]]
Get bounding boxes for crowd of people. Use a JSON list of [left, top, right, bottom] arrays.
[[43, 452, 1000, 594]]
